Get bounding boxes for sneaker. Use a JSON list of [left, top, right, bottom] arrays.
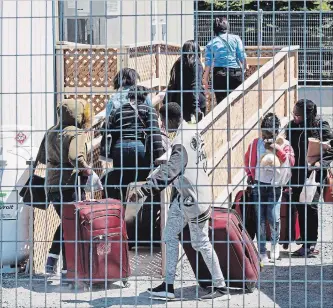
[[45, 255, 59, 274], [270, 244, 280, 262], [200, 286, 231, 300], [260, 253, 270, 264], [147, 282, 175, 299]]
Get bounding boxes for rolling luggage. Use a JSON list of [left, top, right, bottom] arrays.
[[232, 189, 256, 240], [62, 198, 131, 289], [232, 188, 301, 249], [181, 208, 260, 293], [102, 173, 161, 249]]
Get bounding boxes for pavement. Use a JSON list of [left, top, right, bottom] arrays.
[[1, 116, 332, 308]]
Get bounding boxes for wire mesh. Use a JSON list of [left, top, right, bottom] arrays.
[[0, 1, 333, 308], [195, 10, 333, 82]]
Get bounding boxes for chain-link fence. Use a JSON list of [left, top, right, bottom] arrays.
[[1, 1, 333, 307], [194, 10, 333, 83]]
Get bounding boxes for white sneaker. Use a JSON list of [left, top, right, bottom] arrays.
[[260, 253, 270, 265], [270, 244, 280, 262]]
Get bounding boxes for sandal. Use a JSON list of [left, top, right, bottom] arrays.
[[310, 246, 320, 255]]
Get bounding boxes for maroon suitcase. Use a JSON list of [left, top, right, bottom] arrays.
[[233, 189, 301, 249], [181, 208, 260, 293], [62, 199, 131, 288], [232, 189, 256, 240]]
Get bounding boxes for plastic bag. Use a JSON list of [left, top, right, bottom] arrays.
[[299, 171, 319, 203], [84, 171, 103, 193]]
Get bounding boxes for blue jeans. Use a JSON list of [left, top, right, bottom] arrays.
[[111, 140, 151, 200], [252, 183, 282, 254]]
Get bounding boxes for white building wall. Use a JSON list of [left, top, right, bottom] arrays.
[[1, 0, 55, 146]]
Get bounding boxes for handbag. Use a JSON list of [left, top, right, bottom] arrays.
[[323, 169, 333, 203], [19, 135, 48, 209]]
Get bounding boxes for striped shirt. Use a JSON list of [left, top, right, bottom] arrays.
[[108, 101, 164, 160]]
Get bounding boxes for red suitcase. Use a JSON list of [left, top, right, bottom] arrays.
[[232, 189, 256, 240], [233, 189, 301, 249], [181, 208, 260, 293], [62, 199, 131, 288]]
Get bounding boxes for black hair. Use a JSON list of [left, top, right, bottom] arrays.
[[213, 17, 229, 36], [261, 112, 281, 136], [181, 40, 201, 68], [127, 85, 149, 103], [159, 102, 182, 124], [169, 40, 201, 89], [113, 68, 140, 90], [295, 99, 319, 138]]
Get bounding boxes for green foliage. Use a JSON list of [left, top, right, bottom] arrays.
[[198, 0, 333, 11]]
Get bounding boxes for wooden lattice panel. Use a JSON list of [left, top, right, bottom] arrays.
[[64, 48, 118, 87], [65, 94, 110, 114], [128, 45, 157, 82]]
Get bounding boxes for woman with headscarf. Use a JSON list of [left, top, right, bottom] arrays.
[[163, 40, 206, 123], [286, 99, 333, 257]]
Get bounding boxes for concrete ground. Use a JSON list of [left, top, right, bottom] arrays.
[[1, 199, 332, 308], [1, 116, 332, 308]]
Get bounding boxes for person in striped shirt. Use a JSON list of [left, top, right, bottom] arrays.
[[102, 85, 164, 200]]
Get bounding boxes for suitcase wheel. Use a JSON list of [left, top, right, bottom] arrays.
[[246, 282, 256, 293]]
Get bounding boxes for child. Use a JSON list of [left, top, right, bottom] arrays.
[[129, 102, 230, 301], [244, 113, 295, 263]]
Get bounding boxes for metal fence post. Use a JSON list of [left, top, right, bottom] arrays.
[[258, 9, 263, 47]]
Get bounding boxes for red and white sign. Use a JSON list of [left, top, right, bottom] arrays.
[[15, 132, 27, 145]]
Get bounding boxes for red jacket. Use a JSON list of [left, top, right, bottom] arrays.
[[244, 138, 295, 180]]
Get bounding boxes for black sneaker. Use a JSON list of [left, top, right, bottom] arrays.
[[147, 282, 175, 299], [200, 286, 231, 300]]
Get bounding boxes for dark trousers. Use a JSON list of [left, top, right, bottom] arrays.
[[108, 140, 151, 201], [212, 67, 243, 104], [292, 187, 319, 248], [48, 189, 84, 270]]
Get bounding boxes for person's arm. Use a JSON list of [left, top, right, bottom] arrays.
[[203, 43, 212, 92], [244, 142, 252, 178], [145, 106, 164, 161], [68, 130, 91, 175], [236, 36, 247, 70], [272, 143, 295, 166], [140, 144, 188, 196], [191, 62, 204, 119]]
